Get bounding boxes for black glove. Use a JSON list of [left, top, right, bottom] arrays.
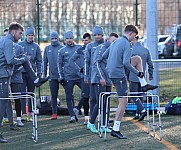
[[137, 72, 144, 78], [59, 79, 66, 86], [80, 68, 84, 73]]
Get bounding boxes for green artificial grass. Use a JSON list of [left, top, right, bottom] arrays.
[[1, 113, 181, 150]]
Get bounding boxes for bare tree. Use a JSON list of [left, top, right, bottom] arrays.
[[74, 0, 81, 42], [61, 0, 68, 37], [55, 0, 60, 35]]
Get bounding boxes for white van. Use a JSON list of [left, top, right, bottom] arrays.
[[158, 35, 169, 58], [140, 35, 169, 58]]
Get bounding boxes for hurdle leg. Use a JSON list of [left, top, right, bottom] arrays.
[[31, 97, 35, 140], [151, 96, 156, 137], [31, 96, 38, 143], [33, 96, 38, 143], [104, 96, 110, 139], [157, 96, 162, 140], [100, 94, 106, 137], [146, 95, 150, 134], [98, 93, 102, 137]]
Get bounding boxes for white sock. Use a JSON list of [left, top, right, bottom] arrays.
[[141, 109, 146, 113], [138, 77, 147, 87], [85, 116, 89, 120], [17, 117, 21, 121], [113, 121, 120, 131], [34, 78, 39, 83]]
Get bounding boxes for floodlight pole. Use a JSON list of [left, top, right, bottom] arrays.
[[146, 0, 159, 96]]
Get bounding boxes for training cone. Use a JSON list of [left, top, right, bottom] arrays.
[[26, 106, 28, 114]]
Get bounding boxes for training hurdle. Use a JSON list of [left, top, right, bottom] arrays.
[[98, 91, 162, 140], [9, 92, 38, 143]]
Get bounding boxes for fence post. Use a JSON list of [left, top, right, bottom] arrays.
[[36, 0, 41, 99]]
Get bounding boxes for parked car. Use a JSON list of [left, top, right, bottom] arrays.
[[176, 26, 181, 56], [140, 35, 169, 59], [163, 36, 174, 58], [157, 35, 169, 58], [163, 25, 181, 58]]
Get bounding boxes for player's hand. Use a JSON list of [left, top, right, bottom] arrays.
[[58, 78, 66, 86], [84, 80, 89, 84]]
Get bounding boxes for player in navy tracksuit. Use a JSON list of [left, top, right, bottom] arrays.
[[18, 27, 43, 121], [69, 33, 92, 125], [57, 31, 82, 123], [107, 25, 158, 139], [87, 33, 118, 133], [129, 36, 154, 121], [43, 31, 64, 120], [84, 26, 104, 118]]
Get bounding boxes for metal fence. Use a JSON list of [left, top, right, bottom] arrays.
[[36, 59, 181, 103], [153, 59, 181, 101]]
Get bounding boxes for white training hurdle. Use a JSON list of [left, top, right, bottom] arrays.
[[8, 92, 38, 143], [98, 91, 162, 140]]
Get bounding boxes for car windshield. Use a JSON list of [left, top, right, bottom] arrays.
[[159, 37, 168, 42]]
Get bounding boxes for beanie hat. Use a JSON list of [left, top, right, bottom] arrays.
[[50, 31, 59, 39], [64, 31, 74, 39], [25, 27, 35, 36], [92, 26, 104, 36], [50, 31, 60, 46]]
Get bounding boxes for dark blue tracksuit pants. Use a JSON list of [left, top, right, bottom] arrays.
[[90, 84, 111, 125], [64, 79, 82, 117], [21, 61, 38, 115], [49, 79, 60, 114], [0, 78, 14, 130], [77, 80, 90, 116], [130, 81, 144, 114]]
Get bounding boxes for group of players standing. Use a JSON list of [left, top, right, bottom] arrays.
[[0, 22, 158, 143]]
